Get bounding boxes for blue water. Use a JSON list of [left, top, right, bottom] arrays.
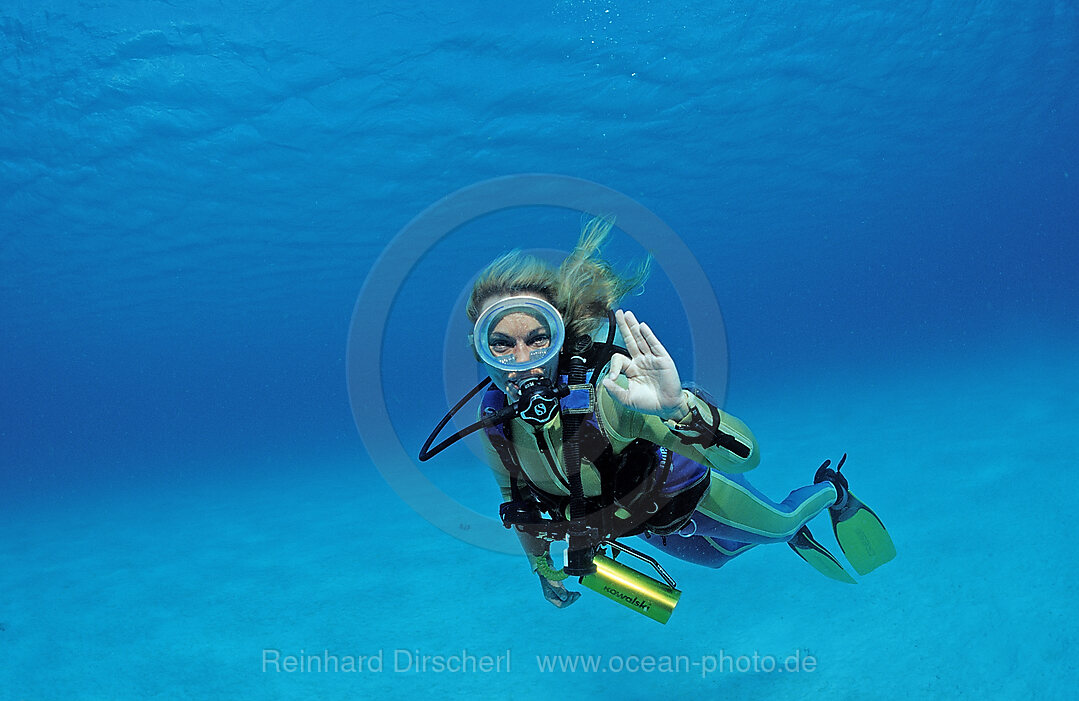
[[3, 1, 1077, 698]]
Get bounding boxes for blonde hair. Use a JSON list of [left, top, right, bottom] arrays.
[[466, 217, 652, 344]]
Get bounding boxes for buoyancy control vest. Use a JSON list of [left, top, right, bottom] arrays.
[[479, 380, 710, 538]]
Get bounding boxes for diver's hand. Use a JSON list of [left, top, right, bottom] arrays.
[[531, 551, 581, 608], [602, 310, 689, 420], [538, 574, 581, 608]]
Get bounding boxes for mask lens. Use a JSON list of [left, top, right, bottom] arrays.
[[473, 297, 565, 374], [487, 310, 552, 368], [494, 348, 550, 366]]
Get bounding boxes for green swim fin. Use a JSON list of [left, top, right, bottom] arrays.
[[814, 453, 896, 576], [788, 526, 856, 584], [829, 489, 896, 575]]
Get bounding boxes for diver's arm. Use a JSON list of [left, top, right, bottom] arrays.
[[513, 518, 580, 608], [516, 530, 549, 561], [482, 439, 557, 565], [598, 381, 760, 472], [597, 309, 759, 471], [483, 435, 580, 608], [658, 390, 760, 470]]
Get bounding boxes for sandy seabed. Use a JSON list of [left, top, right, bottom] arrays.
[[3, 346, 1076, 700]]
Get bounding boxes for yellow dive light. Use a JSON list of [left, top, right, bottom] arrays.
[[580, 553, 682, 624]]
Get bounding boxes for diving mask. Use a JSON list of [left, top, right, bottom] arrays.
[[472, 296, 565, 399]]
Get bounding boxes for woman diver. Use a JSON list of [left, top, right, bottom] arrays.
[[421, 218, 894, 615]]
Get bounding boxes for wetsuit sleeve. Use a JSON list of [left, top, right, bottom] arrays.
[[596, 376, 760, 473], [479, 427, 551, 568], [481, 437, 515, 502]]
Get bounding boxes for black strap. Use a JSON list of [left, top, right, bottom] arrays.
[[589, 309, 620, 390], [675, 402, 752, 459]]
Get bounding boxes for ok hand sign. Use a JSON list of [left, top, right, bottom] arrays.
[[601, 310, 690, 421]]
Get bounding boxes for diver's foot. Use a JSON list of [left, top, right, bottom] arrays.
[[814, 453, 849, 509], [814, 454, 897, 575]]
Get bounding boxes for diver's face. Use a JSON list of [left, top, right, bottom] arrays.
[[479, 294, 557, 396], [489, 311, 552, 388]]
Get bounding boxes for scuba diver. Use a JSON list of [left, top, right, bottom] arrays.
[[420, 218, 894, 622]]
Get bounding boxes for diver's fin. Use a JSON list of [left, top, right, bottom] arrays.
[[829, 490, 896, 575], [788, 526, 856, 584]]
